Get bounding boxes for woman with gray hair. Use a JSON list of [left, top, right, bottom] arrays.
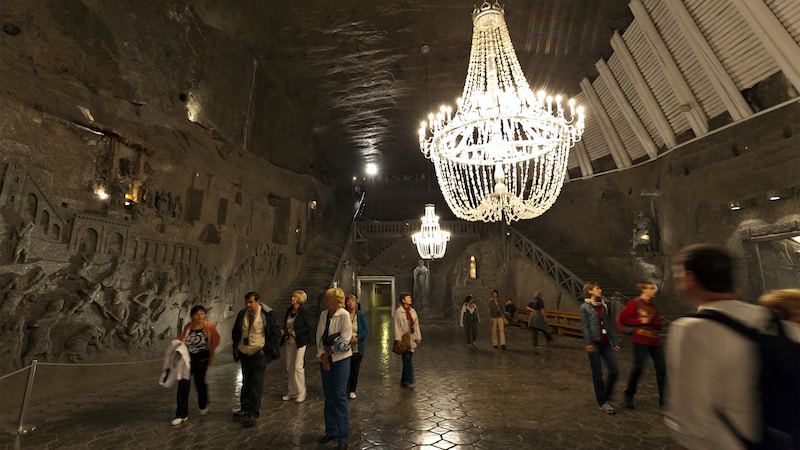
[[280, 290, 311, 403]]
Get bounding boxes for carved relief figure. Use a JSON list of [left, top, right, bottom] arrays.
[[23, 298, 67, 364], [13, 221, 35, 263], [62, 325, 105, 362]]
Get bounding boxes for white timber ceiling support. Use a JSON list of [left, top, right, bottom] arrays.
[[580, 78, 633, 169], [629, 0, 709, 136]]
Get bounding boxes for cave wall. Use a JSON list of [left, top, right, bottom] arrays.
[[0, 0, 332, 384], [517, 101, 800, 316]]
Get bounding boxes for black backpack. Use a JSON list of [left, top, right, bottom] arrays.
[[691, 310, 800, 450]]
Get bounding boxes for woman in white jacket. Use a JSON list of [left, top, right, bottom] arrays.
[[393, 292, 422, 388], [316, 287, 352, 449]]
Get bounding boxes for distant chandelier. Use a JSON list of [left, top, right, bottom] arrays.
[[412, 204, 451, 260], [419, 1, 585, 224]]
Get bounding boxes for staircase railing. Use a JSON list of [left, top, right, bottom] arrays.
[[504, 225, 586, 301], [331, 192, 365, 289]]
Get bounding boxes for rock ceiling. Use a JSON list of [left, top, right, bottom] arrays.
[[193, 0, 633, 175]]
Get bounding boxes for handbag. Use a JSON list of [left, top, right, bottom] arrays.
[[392, 332, 412, 354]]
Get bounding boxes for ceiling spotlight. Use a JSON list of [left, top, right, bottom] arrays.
[[767, 190, 781, 201], [365, 163, 378, 176], [729, 201, 741, 211]]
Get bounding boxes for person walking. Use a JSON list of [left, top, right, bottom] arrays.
[[345, 293, 368, 400], [316, 287, 353, 450], [280, 290, 311, 404], [231, 291, 280, 428], [618, 281, 665, 409], [526, 292, 554, 348], [579, 281, 620, 414], [460, 295, 480, 349], [488, 289, 506, 350], [171, 305, 220, 426], [394, 292, 422, 388]]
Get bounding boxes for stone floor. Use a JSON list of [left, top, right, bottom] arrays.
[[1, 308, 671, 449]]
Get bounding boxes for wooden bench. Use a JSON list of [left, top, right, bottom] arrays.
[[509, 308, 530, 329], [546, 310, 583, 337]]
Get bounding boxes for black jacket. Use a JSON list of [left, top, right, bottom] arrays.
[[231, 302, 281, 362], [281, 304, 312, 348]]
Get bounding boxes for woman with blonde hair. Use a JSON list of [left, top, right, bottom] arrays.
[[316, 287, 352, 449], [758, 289, 800, 326], [280, 290, 311, 403]]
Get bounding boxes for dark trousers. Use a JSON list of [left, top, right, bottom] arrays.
[[321, 357, 351, 445], [624, 343, 666, 405], [175, 358, 208, 418], [464, 322, 478, 344], [531, 326, 553, 346], [239, 352, 268, 417], [347, 352, 363, 393], [588, 342, 618, 405], [401, 351, 415, 385]]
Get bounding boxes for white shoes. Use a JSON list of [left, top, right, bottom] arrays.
[[295, 392, 307, 403], [170, 416, 188, 426], [281, 394, 295, 401], [348, 392, 357, 399], [599, 402, 616, 414]]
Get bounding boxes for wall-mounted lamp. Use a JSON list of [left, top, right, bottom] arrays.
[[729, 201, 742, 211], [767, 190, 781, 201], [95, 187, 109, 200], [309, 200, 317, 209]]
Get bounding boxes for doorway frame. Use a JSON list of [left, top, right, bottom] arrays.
[[356, 276, 396, 315]]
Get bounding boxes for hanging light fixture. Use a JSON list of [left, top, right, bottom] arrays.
[[412, 204, 451, 260], [419, 1, 585, 224]]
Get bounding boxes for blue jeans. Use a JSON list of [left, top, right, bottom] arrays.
[[321, 357, 350, 445], [587, 342, 618, 405], [625, 343, 666, 405], [401, 351, 415, 385], [239, 352, 268, 417]]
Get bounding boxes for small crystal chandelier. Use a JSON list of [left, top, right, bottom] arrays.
[[419, 1, 585, 224], [412, 204, 451, 260]]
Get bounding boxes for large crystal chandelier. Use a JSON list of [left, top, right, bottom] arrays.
[[419, 2, 585, 224], [412, 204, 451, 260]]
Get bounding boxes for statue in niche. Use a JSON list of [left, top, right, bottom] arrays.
[[631, 211, 656, 255], [413, 259, 430, 303], [469, 256, 477, 279], [23, 298, 68, 365], [172, 195, 182, 218], [12, 220, 35, 264]]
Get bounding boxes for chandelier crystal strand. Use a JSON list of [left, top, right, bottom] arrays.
[[411, 204, 451, 260], [419, 1, 584, 224]]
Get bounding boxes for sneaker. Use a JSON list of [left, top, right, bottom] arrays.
[[493, 345, 498, 348], [281, 394, 294, 401], [199, 407, 209, 416], [535, 344, 542, 348], [170, 416, 188, 426], [243, 415, 257, 428], [625, 395, 635, 409], [401, 382, 409, 388], [599, 402, 616, 414], [407, 383, 416, 389], [233, 409, 248, 419], [295, 392, 307, 403]]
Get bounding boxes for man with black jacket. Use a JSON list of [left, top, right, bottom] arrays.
[[232, 291, 280, 428]]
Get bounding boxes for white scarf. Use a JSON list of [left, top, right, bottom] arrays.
[[584, 297, 604, 307]]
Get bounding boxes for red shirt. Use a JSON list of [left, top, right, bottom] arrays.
[[618, 297, 663, 346]]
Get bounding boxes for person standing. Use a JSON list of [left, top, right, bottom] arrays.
[[316, 287, 353, 450], [664, 244, 800, 449], [579, 281, 620, 414], [280, 290, 311, 404], [488, 289, 506, 350], [526, 293, 554, 348], [346, 293, 368, 400], [171, 305, 220, 426], [394, 292, 422, 388], [460, 295, 480, 350], [618, 281, 665, 409], [231, 291, 280, 428]]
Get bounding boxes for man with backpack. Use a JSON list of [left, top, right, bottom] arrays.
[[617, 281, 665, 409], [665, 244, 800, 449]]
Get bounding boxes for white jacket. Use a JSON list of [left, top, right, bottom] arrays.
[[159, 339, 190, 388]]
